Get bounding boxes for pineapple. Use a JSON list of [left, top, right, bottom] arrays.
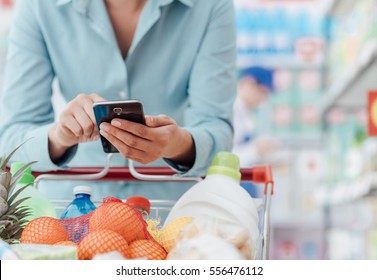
[[0, 141, 36, 244]]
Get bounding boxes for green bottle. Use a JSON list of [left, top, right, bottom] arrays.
[[10, 163, 56, 222]]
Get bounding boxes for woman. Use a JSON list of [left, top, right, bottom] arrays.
[[0, 0, 237, 202]]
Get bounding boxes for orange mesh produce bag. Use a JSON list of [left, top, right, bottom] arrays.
[[89, 200, 153, 243], [78, 229, 129, 260], [21, 217, 69, 244], [60, 196, 153, 244], [125, 239, 167, 260]]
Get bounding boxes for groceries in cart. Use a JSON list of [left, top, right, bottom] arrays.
[[165, 152, 260, 242], [60, 186, 97, 219], [167, 216, 254, 260], [125, 196, 151, 220], [9, 162, 57, 222], [1, 149, 272, 260]]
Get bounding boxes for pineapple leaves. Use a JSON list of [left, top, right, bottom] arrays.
[[8, 186, 31, 208], [6, 222, 23, 234], [0, 138, 39, 244], [13, 207, 32, 218], [9, 162, 37, 196], [0, 171, 11, 190], [0, 138, 33, 170]]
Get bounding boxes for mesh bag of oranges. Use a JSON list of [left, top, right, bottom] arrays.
[[20, 196, 167, 260]]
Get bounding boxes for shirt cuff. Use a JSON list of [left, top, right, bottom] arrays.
[[25, 124, 78, 171], [163, 158, 190, 173], [163, 127, 213, 177]]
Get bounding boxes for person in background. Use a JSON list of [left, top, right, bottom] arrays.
[[0, 0, 237, 202], [232, 66, 281, 167]]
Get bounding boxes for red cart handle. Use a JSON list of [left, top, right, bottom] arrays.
[[32, 166, 274, 194], [250, 165, 274, 195]]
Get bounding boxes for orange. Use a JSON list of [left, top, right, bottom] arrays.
[[20, 217, 68, 244], [89, 202, 147, 243], [54, 241, 77, 247], [125, 239, 167, 260], [77, 229, 128, 260]]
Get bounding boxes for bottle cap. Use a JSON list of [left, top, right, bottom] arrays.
[[126, 196, 151, 214], [73, 185, 93, 196], [207, 152, 241, 183], [10, 162, 34, 185]]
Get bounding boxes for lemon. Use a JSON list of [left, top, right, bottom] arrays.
[[146, 218, 162, 244], [159, 216, 193, 252]]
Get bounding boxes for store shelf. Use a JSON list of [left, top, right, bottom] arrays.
[[272, 218, 324, 229], [323, 0, 337, 16], [315, 173, 377, 207], [321, 39, 377, 112], [237, 54, 324, 69], [324, 0, 354, 17], [279, 136, 324, 149]]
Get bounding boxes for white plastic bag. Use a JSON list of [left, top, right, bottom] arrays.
[[168, 215, 255, 260]]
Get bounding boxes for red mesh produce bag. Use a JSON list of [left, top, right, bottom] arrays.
[[60, 212, 93, 244], [60, 197, 153, 244]]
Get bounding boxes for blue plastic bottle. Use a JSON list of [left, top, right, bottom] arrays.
[[60, 186, 96, 219]]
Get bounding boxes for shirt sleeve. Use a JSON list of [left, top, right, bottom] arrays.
[[0, 0, 76, 171], [177, 0, 237, 176]]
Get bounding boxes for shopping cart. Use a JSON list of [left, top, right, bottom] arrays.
[[33, 156, 274, 260]]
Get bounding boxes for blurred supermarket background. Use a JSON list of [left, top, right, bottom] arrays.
[[1, 0, 377, 259]]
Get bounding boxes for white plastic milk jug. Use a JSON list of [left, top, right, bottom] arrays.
[[165, 152, 259, 242]]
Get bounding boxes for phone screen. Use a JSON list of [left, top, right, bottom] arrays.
[[93, 100, 145, 153]]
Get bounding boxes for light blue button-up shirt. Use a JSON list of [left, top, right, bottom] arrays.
[[0, 0, 237, 202]]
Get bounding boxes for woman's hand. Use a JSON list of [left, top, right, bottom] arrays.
[[48, 93, 107, 162], [99, 114, 195, 166]]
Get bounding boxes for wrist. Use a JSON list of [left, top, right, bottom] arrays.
[[166, 128, 195, 167], [48, 124, 73, 163]]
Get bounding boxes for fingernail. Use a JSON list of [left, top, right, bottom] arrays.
[[100, 130, 108, 137], [100, 123, 109, 131], [111, 120, 121, 127]]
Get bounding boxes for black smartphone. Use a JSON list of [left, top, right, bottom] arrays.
[[93, 99, 146, 153]]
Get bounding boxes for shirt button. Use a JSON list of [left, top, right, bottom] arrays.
[[119, 91, 127, 99]]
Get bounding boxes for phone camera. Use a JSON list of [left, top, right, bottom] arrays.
[[113, 108, 122, 115]]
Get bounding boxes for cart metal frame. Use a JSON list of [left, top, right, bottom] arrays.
[[33, 155, 274, 259]]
